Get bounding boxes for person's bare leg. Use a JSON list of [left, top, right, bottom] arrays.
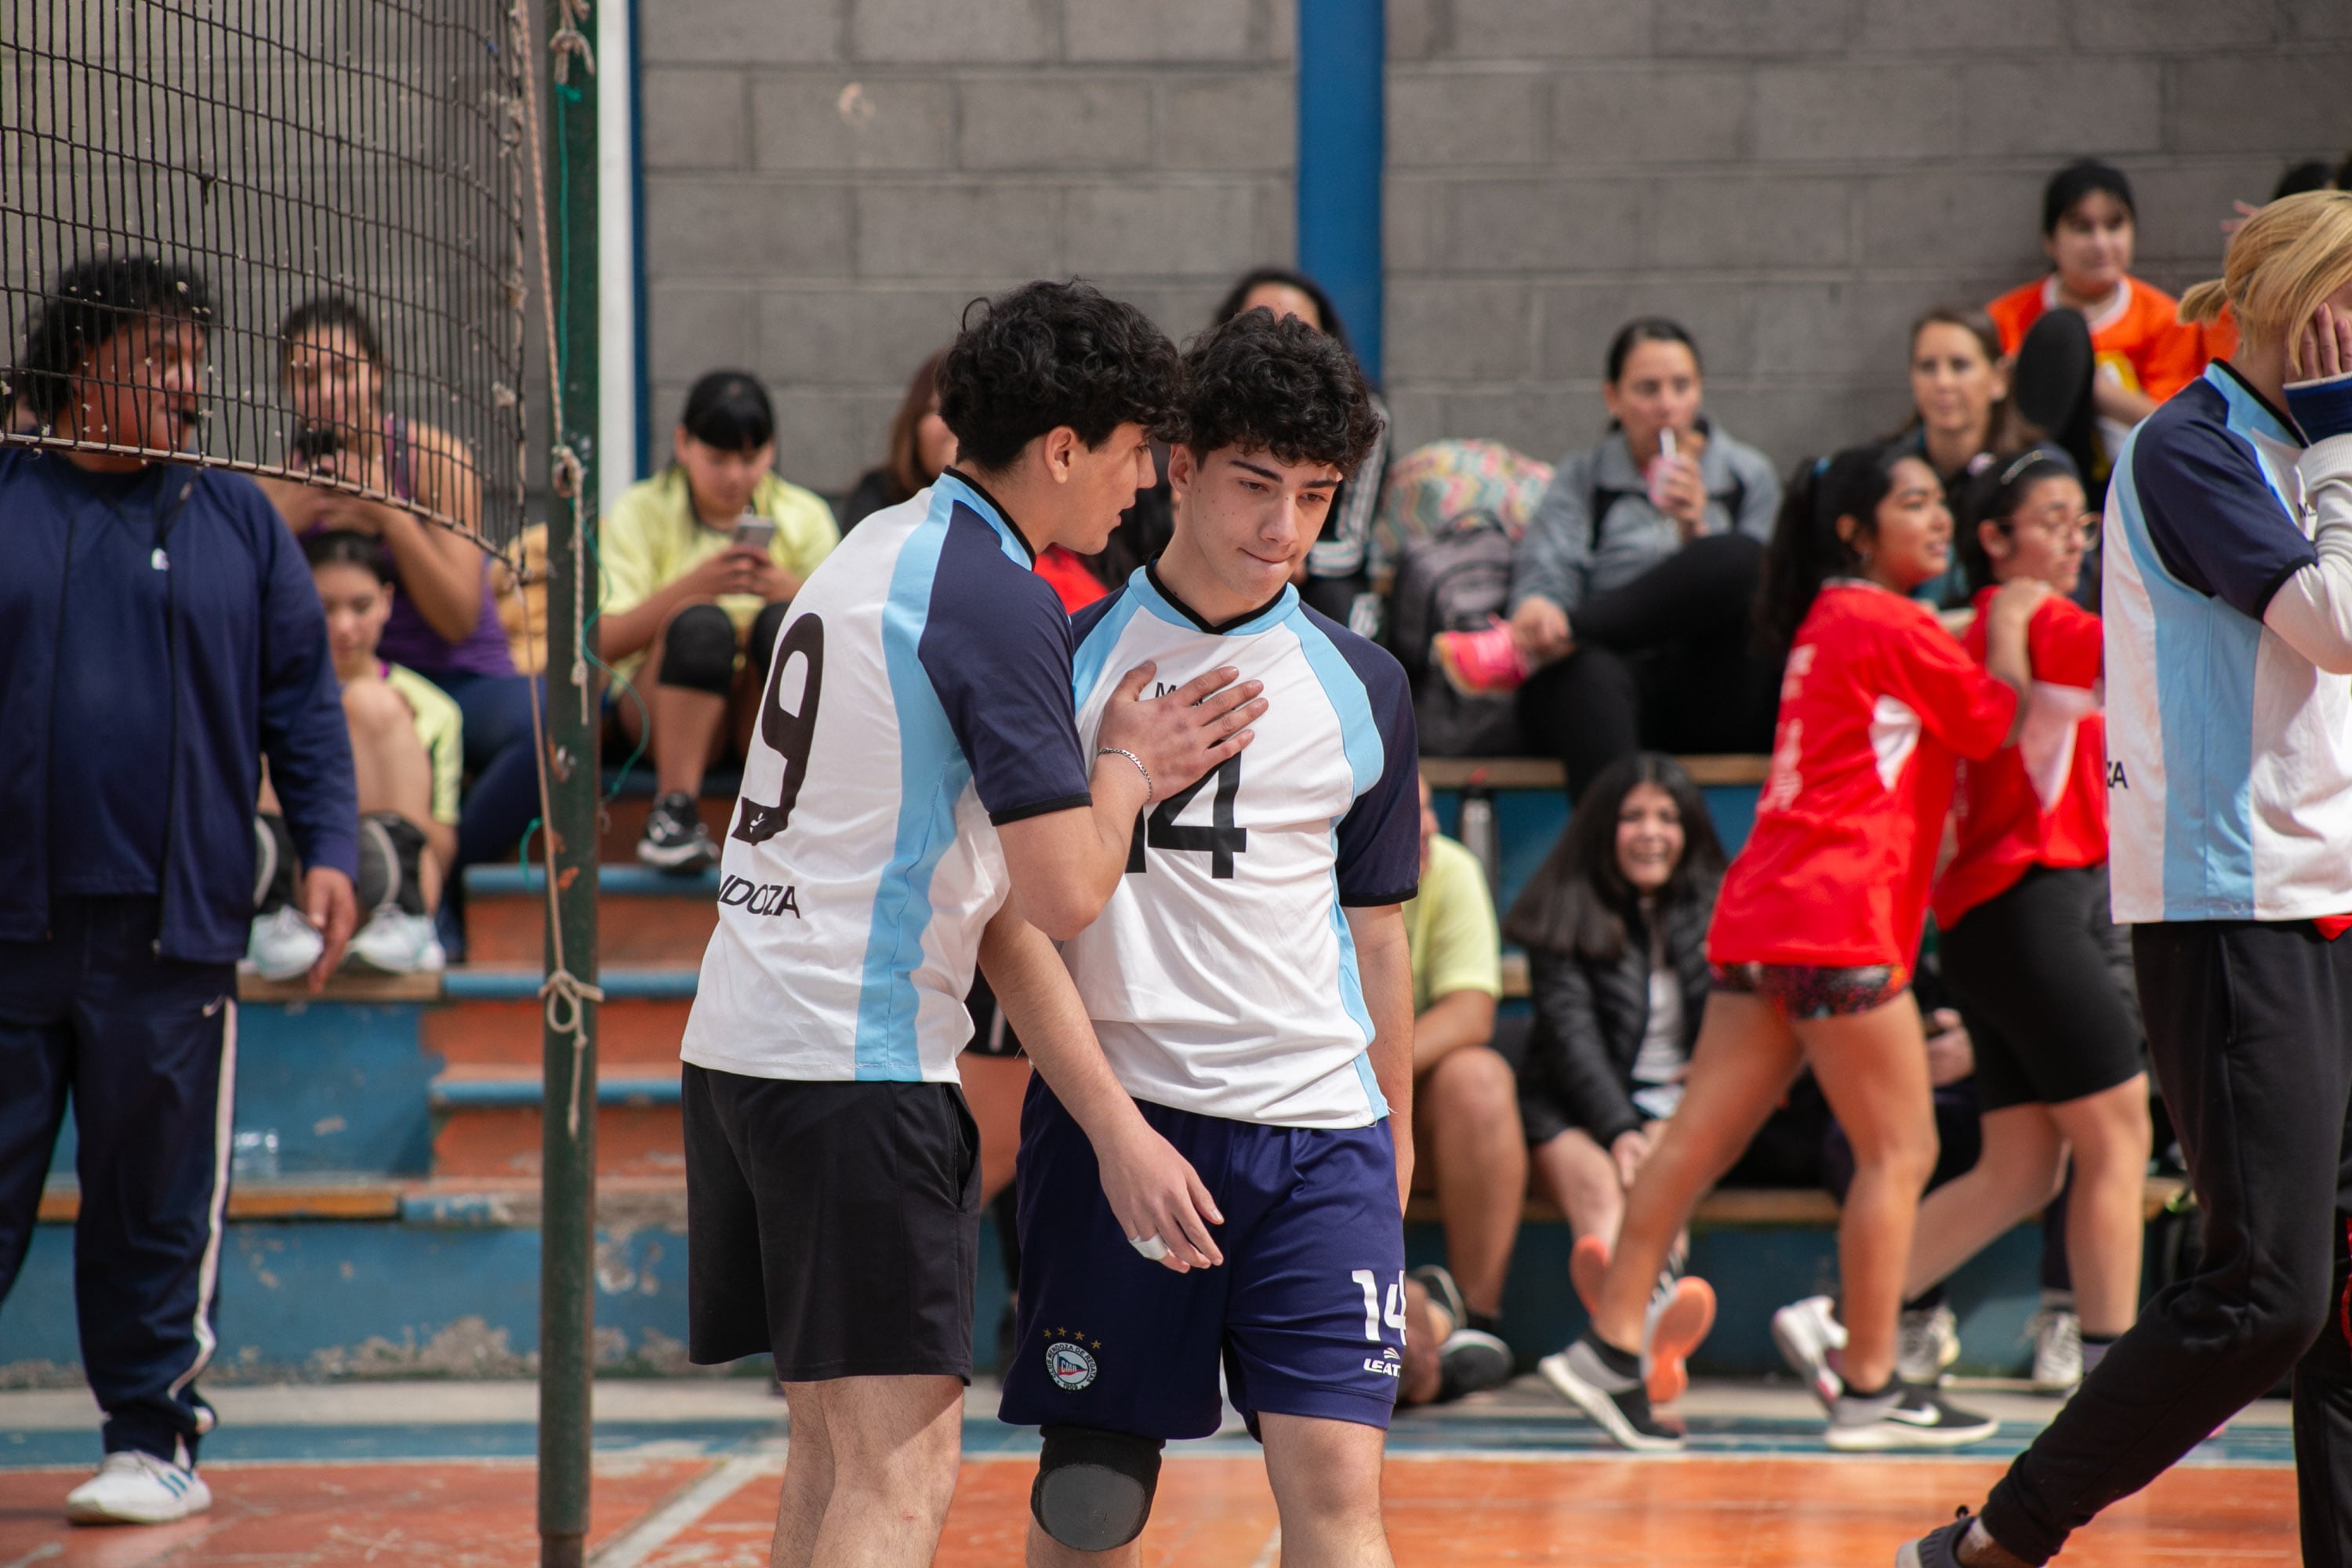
[[1533, 1128, 1625, 1246], [1261, 1412, 1392, 1568], [1590, 995, 1800, 1353], [1396, 1278, 1443, 1406], [2048, 1073, 2152, 1338], [1900, 1106, 2066, 1301], [771, 1381, 837, 1568], [793, 1374, 962, 1568], [1799, 995, 1941, 1392], [960, 1053, 1031, 1210], [344, 677, 445, 910], [1413, 1046, 1525, 1319]]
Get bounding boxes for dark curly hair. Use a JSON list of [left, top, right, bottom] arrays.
[[17, 254, 211, 423], [1180, 307, 1378, 475], [936, 279, 1183, 472]]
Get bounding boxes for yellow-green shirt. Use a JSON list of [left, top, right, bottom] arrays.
[[380, 662, 463, 826], [597, 467, 840, 680], [1402, 833, 1502, 1014]]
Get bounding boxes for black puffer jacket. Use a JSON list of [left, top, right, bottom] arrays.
[[1523, 892, 1713, 1148]]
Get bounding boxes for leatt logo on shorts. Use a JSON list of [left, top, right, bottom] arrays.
[[718, 875, 800, 918], [1044, 1330, 1099, 1392]]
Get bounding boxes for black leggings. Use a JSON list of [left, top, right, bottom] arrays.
[[1940, 864, 2143, 1113], [1516, 532, 1778, 797]]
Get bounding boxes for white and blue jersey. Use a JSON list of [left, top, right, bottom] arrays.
[[681, 470, 1093, 1083], [2103, 362, 2352, 923], [1059, 565, 1421, 1128]]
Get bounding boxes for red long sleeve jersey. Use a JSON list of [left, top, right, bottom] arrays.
[[1932, 590, 2105, 929], [1710, 583, 2018, 972]]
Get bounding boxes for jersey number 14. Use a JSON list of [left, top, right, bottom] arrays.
[[1126, 756, 1247, 879]]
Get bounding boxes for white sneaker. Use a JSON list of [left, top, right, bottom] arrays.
[[2031, 1306, 2083, 1393], [240, 907, 322, 981], [1770, 1294, 1847, 1412], [64, 1450, 212, 1525], [345, 907, 447, 975], [1896, 1302, 1962, 1386]]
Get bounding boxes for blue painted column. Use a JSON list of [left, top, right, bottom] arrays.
[[1297, 0, 1385, 381]]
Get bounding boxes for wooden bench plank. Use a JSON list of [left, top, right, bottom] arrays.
[[39, 1180, 405, 1223], [238, 972, 444, 1004], [1421, 754, 1769, 792]]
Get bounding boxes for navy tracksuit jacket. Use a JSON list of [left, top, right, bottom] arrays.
[[0, 448, 356, 1461]]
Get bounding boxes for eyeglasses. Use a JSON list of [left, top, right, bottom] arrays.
[[2005, 506, 2100, 548]]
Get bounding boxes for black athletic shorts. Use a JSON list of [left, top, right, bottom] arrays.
[[683, 1063, 981, 1381], [1939, 862, 2143, 1113]]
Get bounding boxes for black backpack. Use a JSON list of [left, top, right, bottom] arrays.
[[1388, 514, 1521, 757]]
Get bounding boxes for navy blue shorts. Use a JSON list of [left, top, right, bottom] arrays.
[[998, 1077, 1406, 1441]]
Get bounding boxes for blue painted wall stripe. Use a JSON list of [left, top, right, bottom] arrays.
[[1297, 0, 1385, 382]]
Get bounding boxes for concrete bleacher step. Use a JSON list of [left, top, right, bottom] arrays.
[[463, 866, 719, 967]]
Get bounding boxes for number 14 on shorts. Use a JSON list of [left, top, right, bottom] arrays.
[[1354, 1269, 1407, 1380]]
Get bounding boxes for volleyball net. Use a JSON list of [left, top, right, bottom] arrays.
[[0, 0, 532, 553]]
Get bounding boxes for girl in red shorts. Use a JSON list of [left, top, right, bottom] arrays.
[[1542, 444, 2047, 1453]]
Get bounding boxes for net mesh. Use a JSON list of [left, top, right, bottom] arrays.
[[0, 0, 530, 554]]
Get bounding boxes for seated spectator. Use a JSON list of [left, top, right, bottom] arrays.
[[1495, 319, 1782, 797], [261, 294, 535, 949], [281, 530, 462, 973], [1884, 307, 2073, 608], [1211, 267, 1390, 631], [1989, 161, 2212, 495], [1504, 752, 1722, 1404], [249, 530, 466, 980], [1395, 774, 1520, 1407], [597, 370, 839, 870], [837, 348, 953, 532]]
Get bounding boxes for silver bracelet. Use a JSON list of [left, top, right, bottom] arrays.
[[1096, 746, 1154, 808]]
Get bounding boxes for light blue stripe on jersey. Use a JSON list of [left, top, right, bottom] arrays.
[[2112, 398, 2262, 915], [1327, 860, 1388, 1120], [853, 488, 971, 1080], [1071, 588, 1147, 709], [1287, 608, 1382, 797]]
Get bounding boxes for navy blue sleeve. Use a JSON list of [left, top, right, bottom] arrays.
[[247, 481, 360, 880], [2136, 407, 2317, 621], [919, 511, 1092, 826], [1327, 622, 1421, 907]]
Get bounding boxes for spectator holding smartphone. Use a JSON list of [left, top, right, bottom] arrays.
[[597, 369, 838, 870]]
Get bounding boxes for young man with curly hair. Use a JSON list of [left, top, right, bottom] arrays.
[[992, 307, 1419, 1567], [678, 280, 1266, 1568]]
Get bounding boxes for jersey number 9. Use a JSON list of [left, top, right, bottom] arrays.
[[734, 613, 826, 844]]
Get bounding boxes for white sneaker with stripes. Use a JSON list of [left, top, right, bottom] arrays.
[[64, 1450, 212, 1525]]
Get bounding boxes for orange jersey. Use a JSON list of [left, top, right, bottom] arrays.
[[1930, 590, 2106, 930], [1987, 274, 2212, 405], [1708, 583, 2017, 972]]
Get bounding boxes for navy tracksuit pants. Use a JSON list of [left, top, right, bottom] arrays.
[[0, 898, 237, 1462]]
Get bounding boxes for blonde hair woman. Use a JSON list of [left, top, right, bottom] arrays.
[[1900, 188, 2352, 1568]]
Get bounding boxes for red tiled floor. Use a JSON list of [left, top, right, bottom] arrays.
[[0, 1452, 2297, 1565], [0, 1457, 710, 1567]]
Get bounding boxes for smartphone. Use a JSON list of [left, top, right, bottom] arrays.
[[731, 515, 776, 554]]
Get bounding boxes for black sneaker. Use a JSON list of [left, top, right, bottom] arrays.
[[1537, 1338, 1685, 1453], [1407, 1264, 1513, 1402], [637, 791, 717, 873], [1828, 1381, 2001, 1451]]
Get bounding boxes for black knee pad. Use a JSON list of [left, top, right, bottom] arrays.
[[1031, 1425, 1164, 1552], [356, 811, 430, 916], [658, 602, 739, 695], [747, 598, 793, 688]]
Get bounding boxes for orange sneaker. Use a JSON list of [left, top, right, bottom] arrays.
[[1642, 1276, 1717, 1406], [1570, 1233, 1610, 1314], [1432, 618, 1530, 695]]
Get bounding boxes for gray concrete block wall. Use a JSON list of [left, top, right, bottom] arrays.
[[637, 0, 1294, 494], [1384, 0, 2352, 477]]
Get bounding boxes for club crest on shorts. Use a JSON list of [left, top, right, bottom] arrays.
[[1043, 1328, 1100, 1392]]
